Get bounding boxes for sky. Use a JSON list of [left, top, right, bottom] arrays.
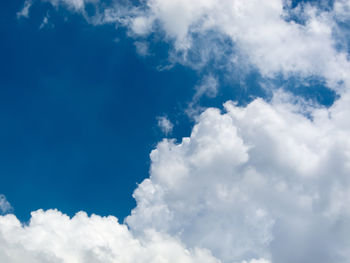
[[1, 0, 350, 263]]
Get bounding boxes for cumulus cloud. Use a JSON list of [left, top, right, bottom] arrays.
[[0, 209, 220, 263], [8, 90, 350, 262], [127, 90, 350, 263], [0, 195, 13, 215], [137, 0, 350, 86]]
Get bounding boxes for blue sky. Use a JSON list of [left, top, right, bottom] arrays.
[[1, 0, 350, 263], [1, 0, 197, 221], [0, 0, 276, 222]]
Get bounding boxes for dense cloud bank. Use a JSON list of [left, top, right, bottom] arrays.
[[5, 0, 350, 262], [128, 91, 350, 262]]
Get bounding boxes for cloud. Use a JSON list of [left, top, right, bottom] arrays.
[[127, 0, 350, 85], [42, 0, 95, 12], [186, 75, 219, 117], [127, 90, 350, 263], [6, 89, 350, 263], [157, 116, 174, 135], [134, 41, 151, 57], [24, 0, 350, 89], [193, 75, 218, 101], [334, 0, 350, 20], [0, 209, 220, 263], [0, 195, 13, 215], [17, 0, 33, 19], [39, 14, 51, 29]]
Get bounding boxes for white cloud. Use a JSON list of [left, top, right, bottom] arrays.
[[186, 75, 219, 117], [22, 0, 350, 87], [134, 41, 150, 57], [44, 0, 84, 11], [334, 0, 350, 20], [39, 14, 50, 29], [17, 0, 33, 19], [123, 0, 350, 88], [193, 75, 218, 101], [130, 16, 155, 36], [0, 209, 220, 263], [0, 195, 13, 215], [127, 90, 350, 263], [7, 89, 350, 263], [42, 0, 99, 13], [157, 116, 174, 135]]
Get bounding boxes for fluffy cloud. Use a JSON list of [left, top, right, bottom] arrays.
[[26, 0, 350, 88], [0, 209, 220, 263], [6, 91, 350, 263], [127, 91, 350, 263], [127, 0, 350, 85]]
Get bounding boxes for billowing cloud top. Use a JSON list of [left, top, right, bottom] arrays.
[[5, 0, 350, 262], [128, 91, 350, 262]]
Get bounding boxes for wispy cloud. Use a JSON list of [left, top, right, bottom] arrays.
[[134, 41, 151, 57], [39, 13, 50, 29], [0, 195, 13, 215], [186, 75, 218, 117], [16, 0, 33, 19], [157, 116, 173, 135]]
